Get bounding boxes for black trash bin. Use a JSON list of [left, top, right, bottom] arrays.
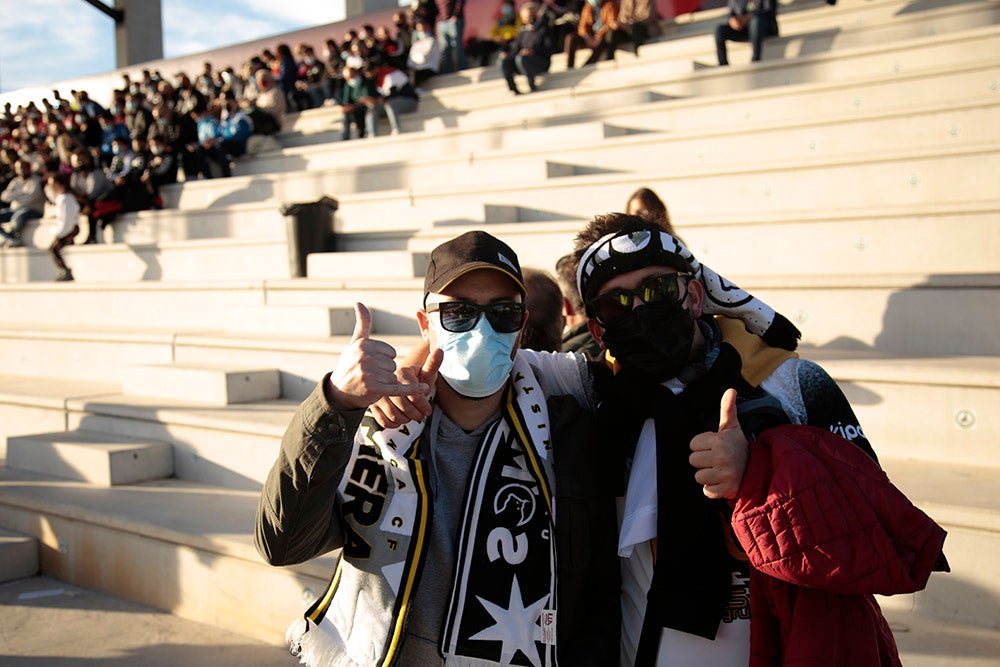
[[279, 196, 340, 277]]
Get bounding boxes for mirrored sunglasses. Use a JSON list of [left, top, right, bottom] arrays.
[[588, 273, 689, 325]]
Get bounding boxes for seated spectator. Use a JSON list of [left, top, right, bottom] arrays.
[[174, 73, 208, 119], [392, 11, 413, 60], [521, 267, 565, 352], [499, 1, 556, 95], [192, 104, 231, 178], [73, 89, 106, 119], [219, 96, 254, 160], [321, 39, 346, 104], [566, 0, 627, 69], [715, 0, 779, 66], [151, 102, 199, 181], [374, 25, 405, 69], [294, 43, 329, 110], [369, 65, 419, 136], [0, 159, 46, 248], [140, 135, 178, 208], [90, 136, 152, 242], [407, 19, 442, 87], [275, 43, 302, 111], [0, 148, 17, 192], [195, 61, 218, 99], [124, 91, 154, 140], [45, 172, 80, 282], [339, 66, 376, 141], [68, 150, 113, 242], [97, 111, 129, 167], [618, 0, 661, 55], [244, 69, 286, 135]]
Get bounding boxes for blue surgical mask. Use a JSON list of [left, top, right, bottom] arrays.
[[433, 314, 519, 399]]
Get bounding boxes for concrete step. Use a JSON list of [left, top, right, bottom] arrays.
[[414, 13, 1000, 119], [809, 350, 1000, 469], [0, 375, 121, 460], [883, 605, 1000, 666], [174, 151, 557, 210], [0, 527, 38, 584], [0, 324, 420, 401], [877, 456, 1000, 632], [320, 146, 1000, 242], [0, 466, 336, 645], [524, 97, 1000, 174], [6, 430, 174, 486], [0, 236, 295, 285], [0, 575, 288, 663], [121, 363, 281, 406], [89, 138, 1000, 253], [252, 55, 999, 180], [749, 273, 1000, 356], [230, 303, 356, 337], [169, 93, 1000, 222], [306, 249, 430, 280], [199, 121, 632, 205], [394, 201, 1000, 279]]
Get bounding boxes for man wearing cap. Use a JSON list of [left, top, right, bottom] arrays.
[[569, 213, 945, 666], [255, 230, 621, 666]]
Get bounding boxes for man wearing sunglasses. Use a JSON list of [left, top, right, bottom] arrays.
[[571, 214, 944, 666], [255, 230, 621, 666]]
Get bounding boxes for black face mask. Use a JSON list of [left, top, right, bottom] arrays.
[[600, 302, 695, 383]]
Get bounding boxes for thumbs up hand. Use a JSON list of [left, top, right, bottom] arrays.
[[689, 388, 749, 500], [327, 303, 430, 411]]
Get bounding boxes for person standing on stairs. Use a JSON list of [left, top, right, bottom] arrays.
[[46, 172, 80, 282]]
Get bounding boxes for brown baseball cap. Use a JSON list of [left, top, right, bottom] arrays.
[[423, 231, 525, 300]]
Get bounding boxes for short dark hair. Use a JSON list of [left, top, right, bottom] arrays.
[[520, 268, 565, 353], [555, 254, 584, 315]]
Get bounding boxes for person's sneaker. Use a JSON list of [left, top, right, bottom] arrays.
[[55, 269, 74, 282], [7, 238, 24, 248]]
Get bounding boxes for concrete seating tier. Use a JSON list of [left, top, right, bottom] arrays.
[[0, 0, 997, 652], [276, 15, 1000, 148], [0, 464, 334, 644]]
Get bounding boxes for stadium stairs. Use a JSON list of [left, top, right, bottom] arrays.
[[0, 0, 998, 660]]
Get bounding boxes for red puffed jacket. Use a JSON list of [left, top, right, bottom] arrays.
[[732, 425, 948, 667]]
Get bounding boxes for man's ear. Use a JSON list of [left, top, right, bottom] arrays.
[[417, 309, 431, 342], [561, 296, 574, 319], [587, 318, 607, 349], [687, 277, 705, 318]]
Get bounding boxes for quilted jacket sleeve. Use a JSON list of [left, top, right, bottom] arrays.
[[731, 424, 947, 596]]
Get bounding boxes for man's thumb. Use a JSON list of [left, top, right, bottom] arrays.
[[719, 388, 740, 432], [351, 302, 372, 342]]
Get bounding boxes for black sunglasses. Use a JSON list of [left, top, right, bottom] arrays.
[[588, 273, 690, 325], [426, 300, 527, 334]]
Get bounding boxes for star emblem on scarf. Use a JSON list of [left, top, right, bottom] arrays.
[[469, 575, 549, 667]]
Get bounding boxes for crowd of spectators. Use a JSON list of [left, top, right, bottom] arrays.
[[0, 0, 666, 253]]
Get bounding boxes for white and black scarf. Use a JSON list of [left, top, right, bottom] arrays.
[[441, 357, 558, 666]]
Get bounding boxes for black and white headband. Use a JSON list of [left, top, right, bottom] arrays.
[[577, 228, 801, 351]]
